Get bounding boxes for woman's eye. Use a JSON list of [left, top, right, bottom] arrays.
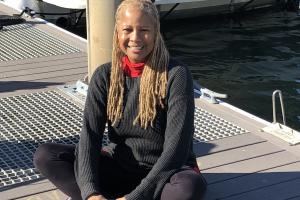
[[123, 28, 131, 32]]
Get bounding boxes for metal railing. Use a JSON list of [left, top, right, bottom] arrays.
[[272, 90, 286, 125]]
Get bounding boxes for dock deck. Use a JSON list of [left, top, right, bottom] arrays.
[[1, 2, 300, 200], [0, 3, 87, 99]]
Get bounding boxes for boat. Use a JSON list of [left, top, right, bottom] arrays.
[[2, 0, 275, 27], [156, 0, 275, 19]]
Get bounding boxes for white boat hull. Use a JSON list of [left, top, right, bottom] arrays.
[[157, 0, 274, 19], [3, 0, 275, 22]]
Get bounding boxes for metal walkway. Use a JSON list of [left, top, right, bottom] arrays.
[[0, 89, 249, 190]]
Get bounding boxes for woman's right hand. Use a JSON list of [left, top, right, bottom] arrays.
[[87, 195, 107, 200]]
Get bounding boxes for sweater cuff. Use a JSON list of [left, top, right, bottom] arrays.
[[125, 181, 150, 200], [81, 182, 100, 200]]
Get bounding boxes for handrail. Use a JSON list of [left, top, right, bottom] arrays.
[[272, 90, 286, 125]]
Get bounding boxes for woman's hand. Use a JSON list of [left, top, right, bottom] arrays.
[[87, 195, 126, 200], [87, 195, 107, 200]]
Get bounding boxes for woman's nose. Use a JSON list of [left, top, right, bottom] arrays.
[[130, 30, 142, 42]]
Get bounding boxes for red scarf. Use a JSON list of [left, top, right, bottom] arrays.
[[122, 56, 145, 77]]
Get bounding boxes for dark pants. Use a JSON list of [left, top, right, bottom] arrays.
[[33, 143, 206, 200]]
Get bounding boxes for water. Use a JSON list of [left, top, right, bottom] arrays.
[[71, 9, 300, 130], [162, 9, 300, 130]]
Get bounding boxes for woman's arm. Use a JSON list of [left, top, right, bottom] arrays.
[[75, 65, 109, 200], [125, 65, 195, 200]]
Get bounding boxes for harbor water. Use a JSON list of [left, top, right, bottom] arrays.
[[161, 9, 300, 131], [72, 8, 300, 130]]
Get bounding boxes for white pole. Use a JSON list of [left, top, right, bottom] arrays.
[[86, 0, 120, 82]]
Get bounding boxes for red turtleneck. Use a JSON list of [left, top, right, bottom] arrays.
[[122, 56, 145, 77]]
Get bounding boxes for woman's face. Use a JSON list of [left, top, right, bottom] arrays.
[[117, 6, 155, 63]]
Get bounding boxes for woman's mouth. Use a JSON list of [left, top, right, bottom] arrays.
[[128, 45, 144, 50]]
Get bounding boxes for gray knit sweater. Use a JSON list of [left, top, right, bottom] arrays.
[[75, 58, 197, 200]]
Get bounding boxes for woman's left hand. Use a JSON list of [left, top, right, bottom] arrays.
[[116, 197, 126, 200]]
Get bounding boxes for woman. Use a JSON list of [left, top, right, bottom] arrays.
[[33, 0, 207, 200]]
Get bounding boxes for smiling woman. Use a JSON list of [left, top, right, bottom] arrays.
[[33, 1, 207, 200], [109, 0, 169, 129]]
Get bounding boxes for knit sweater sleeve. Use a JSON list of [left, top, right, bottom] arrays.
[[75, 65, 109, 200], [125, 65, 195, 200]]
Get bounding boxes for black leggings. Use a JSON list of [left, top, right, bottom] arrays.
[[33, 143, 206, 200]]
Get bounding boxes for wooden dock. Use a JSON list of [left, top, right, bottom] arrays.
[[1, 2, 300, 200], [0, 3, 87, 99]]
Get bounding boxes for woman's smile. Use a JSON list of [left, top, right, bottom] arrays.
[[128, 45, 145, 51]]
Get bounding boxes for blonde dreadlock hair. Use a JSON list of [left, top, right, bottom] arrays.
[[107, 0, 169, 129]]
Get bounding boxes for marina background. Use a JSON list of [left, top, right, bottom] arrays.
[[70, 7, 300, 130], [1, 2, 300, 198]]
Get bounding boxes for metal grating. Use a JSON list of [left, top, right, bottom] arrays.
[[0, 91, 109, 189], [0, 91, 248, 189], [0, 23, 81, 62], [193, 107, 248, 143]]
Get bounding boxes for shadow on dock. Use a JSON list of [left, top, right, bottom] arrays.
[[0, 81, 64, 93]]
